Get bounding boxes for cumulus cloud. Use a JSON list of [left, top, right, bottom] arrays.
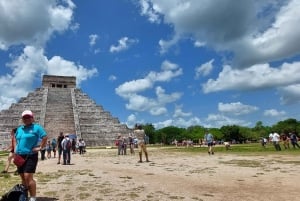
[[139, 0, 300, 68], [0, 0, 75, 49], [195, 59, 214, 79], [153, 117, 201, 129], [264, 109, 286, 117], [173, 105, 192, 118], [0, 1, 99, 110], [202, 62, 300, 94], [109, 37, 139, 53], [89, 34, 99, 47], [116, 60, 183, 115], [205, 113, 251, 128], [218, 102, 258, 116], [108, 75, 117, 81], [0, 46, 98, 110], [278, 84, 300, 105]]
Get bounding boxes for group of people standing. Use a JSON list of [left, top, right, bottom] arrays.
[[115, 124, 150, 163], [268, 131, 300, 151]]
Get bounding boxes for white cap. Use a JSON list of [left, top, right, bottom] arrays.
[[22, 110, 33, 117]]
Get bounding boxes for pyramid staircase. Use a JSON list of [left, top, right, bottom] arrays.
[[0, 75, 131, 148]]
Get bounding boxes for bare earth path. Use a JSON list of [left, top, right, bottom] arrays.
[[34, 147, 300, 201]]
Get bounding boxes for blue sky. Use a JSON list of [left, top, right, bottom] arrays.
[[1, 0, 300, 129]]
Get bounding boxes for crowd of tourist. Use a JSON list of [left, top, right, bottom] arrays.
[[266, 131, 300, 151]]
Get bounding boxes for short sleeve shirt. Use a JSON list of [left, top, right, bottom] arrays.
[[134, 129, 145, 143], [15, 124, 47, 155], [205, 133, 214, 143]]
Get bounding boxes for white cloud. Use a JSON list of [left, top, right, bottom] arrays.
[[116, 60, 183, 115], [264, 109, 286, 117], [108, 75, 117, 81], [138, 0, 162, 24], [126, 114, 138, 128], [89, 34, 98, 47], [0, 46, 98, 110], [116, 60, 182, 97], [0, 0, 75, 49], [195, 59, 214, 79], [139, 0, 300, 68], [205, 114, 251, 128], [278, 84, 300, 105], [173, 105, 192, 118], [202, 62, 300, 94], [109, 37, 138, 53], [218, 102, 258, 116], [153, 117, 201, 129]]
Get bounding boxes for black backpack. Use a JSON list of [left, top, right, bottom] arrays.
[[0, 184, 28, 201]]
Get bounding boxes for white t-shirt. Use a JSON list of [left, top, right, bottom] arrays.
[[272, 133, 280, 142]]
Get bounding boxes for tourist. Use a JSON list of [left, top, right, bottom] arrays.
[[281, 132, 290, 149], [61, 134, 72, 165], [56, 132, 64, 164], [71, 138, 76, 154], [46, 141, 52, 159], [51, 138, 57, 158], [270, 131, 281, 151], [14, 110, 47, 201], [40, 145, 46, 160], [115, 134, 123, 155], [204, 129, 214, 155], [290, 131, 300, 148], [128, 133, 135, 154], [134, 124, 150, 162], [78, 138, 85, 155], [1, 128, 17, 174]]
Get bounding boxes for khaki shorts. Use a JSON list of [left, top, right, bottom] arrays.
[[138, 142, 147, 153]]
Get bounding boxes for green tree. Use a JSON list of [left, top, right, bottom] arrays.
[[143, 123, 156, 144], [155, 126, 185, 144]]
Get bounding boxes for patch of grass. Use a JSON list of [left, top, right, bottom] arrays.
[[161, 143, 300, 156], [219, 159, 264, 168]]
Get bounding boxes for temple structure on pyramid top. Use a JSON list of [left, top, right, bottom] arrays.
[[0, 75, 131, 148]]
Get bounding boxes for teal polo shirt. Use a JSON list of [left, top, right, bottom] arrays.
[[15, 123, 47, 155]]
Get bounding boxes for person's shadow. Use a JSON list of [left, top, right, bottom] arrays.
[[37, 197, 59, 201]]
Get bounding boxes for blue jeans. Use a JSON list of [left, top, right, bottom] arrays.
[[62, 149, 71, 164]]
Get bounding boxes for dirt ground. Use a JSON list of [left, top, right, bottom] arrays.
[[13, 147, 300, 201]]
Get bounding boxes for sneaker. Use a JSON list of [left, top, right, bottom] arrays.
[[1, 170, 7, 173], [29, 197, 36, 201]]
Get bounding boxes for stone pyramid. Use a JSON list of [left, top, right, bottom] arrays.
[[0, 75, 131, 148]]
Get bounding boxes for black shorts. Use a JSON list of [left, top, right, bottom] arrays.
[[17, 153, 38, 174], [207, 142, 214, 147]]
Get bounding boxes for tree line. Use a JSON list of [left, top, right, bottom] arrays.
[[141, 118, 300, 145]]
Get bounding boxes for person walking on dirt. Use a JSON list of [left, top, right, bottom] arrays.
[[134, 124, 150, 163], [56, 132, 64, 164], [204, 129, 214, 155], [1, 128, 17, 174]]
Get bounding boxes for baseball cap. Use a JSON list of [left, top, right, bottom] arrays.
[[22, 110, 33, 117]]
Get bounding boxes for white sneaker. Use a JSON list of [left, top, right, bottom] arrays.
[[29, 197, 37, 201]]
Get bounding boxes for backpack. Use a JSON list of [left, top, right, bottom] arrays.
[[51, 139, 57, 148], [0, 184, 28, 201], [66, 139, 72, 149]]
